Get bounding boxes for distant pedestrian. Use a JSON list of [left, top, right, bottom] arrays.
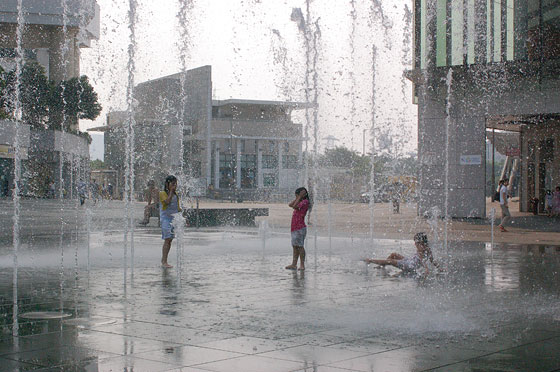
[[545, 190, 553, 217], [48, 181, 56, 199], [285, 187, 311, 271], [77, 179, 87, 206], [159, 175, 181, 268], [391, 182, 402, 214], [139, 180, 159, 225], [498, 178, 511, 232], [90, 180, 99, 204], [107, 183, 113, 199], [552, 186, 560, 217]]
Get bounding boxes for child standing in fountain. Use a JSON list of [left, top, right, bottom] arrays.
[[285, 187, 311, 271], [364, 233, 442, 275], [159, 175, 181, 268]]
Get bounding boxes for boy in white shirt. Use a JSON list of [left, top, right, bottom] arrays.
[[498, 178, 510, 232]]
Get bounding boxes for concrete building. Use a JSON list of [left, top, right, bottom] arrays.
[[0, 0, 99, 197], [93, 66, 307, 200], [408, 0, 559, 217]]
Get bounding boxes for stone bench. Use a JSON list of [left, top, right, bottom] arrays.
[[184, 208, 269, 227]]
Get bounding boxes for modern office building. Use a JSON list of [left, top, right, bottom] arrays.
[[94, 66, 307, 200], [407, 0, 559, 217], [0, 0, 100, 197]]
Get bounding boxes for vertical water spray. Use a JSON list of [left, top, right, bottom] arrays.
[[348, 0, 357, 249], [291, 4, 318, 267], [490, 207, 495, 261], [310, 17, 321, 270], [371, 0, 392, 50], [398, 4, 413, 164], [73, 156, 79, 317], [124, 0, 138, 286], [368, 46, 377, 245], [11, 0, 26, 338], [444, 68, 453, 254], [79, 0, 94, 280], [176, 0, 195, 282], [59, 0, 71, 322]]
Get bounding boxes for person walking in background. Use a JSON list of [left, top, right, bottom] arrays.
[[159, 175, 181, 268], [552, 186, 560, 217], [498, 178, 511, 232], [139, 180, 159, 225], [285, 187, 311, 271], [77, 179, 87, 206], [545, 190, 553, 217]]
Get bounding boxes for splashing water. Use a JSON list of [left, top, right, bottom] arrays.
[[124, 0, 138, 287], [444, 68, 453, 255]]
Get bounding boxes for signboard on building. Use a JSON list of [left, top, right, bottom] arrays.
[[460, 155, 482, 165], [0, 144, 28, 159]]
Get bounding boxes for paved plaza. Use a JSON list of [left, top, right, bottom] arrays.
[[0, 199, 559, 371]]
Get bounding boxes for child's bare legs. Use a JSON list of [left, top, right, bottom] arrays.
[[141, 204, 155, 224], [297, 246, 305, 270], [387, 253, 404, 260], [161, 238, 173, 268], [286, 246, 299, 269]]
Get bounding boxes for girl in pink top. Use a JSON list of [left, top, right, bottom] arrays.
[[285, 187, 311, 271]]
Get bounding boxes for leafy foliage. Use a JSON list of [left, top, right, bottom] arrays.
[[0, 61, 101, 131], [90, 159, 106, 170]]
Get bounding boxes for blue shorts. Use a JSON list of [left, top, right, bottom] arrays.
[[161, 215, 174, 240], [291, 227, 307, 247]]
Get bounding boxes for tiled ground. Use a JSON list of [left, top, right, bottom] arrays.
[[0, 227, 559, 371]]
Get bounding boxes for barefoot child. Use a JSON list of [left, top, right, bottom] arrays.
[[159, 175, 181, 268], [364, 233, 442, 275], [285, 187, 311, 271]]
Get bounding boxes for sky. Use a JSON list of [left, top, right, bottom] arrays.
[[81, 0, 417, 161]]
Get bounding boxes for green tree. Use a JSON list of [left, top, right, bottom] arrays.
[[90, 159, 106, 170], [49, 75, 102, 131], [319, 146, 372, 177], [0, 62, 102, 131], [1, 62, 51, 127]]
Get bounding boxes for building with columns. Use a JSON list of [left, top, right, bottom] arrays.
[[96, 66, 307, 199], [407, 0, 559, 217]]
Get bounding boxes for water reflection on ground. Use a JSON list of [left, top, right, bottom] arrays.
[[0, 232, 559, 371]]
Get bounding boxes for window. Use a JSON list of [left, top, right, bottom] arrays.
[[241, 155, 256, 189], [540, 139, 554, 162], [262, 155, 278, 169], [263, 174, 277, 187], [283, 142, 289, 153], [219, 153, 236, 189], [282, 155, 298, 169]]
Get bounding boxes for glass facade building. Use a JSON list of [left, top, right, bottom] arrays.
[[414, 0, 560, 69]]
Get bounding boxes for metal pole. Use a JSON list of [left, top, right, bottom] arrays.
[[196, 196, 199, 229], [492, 128, 495, 199], [362, 129, 366, 156]]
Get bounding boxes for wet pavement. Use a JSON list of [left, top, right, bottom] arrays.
[[0, 220, 560, 371]]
